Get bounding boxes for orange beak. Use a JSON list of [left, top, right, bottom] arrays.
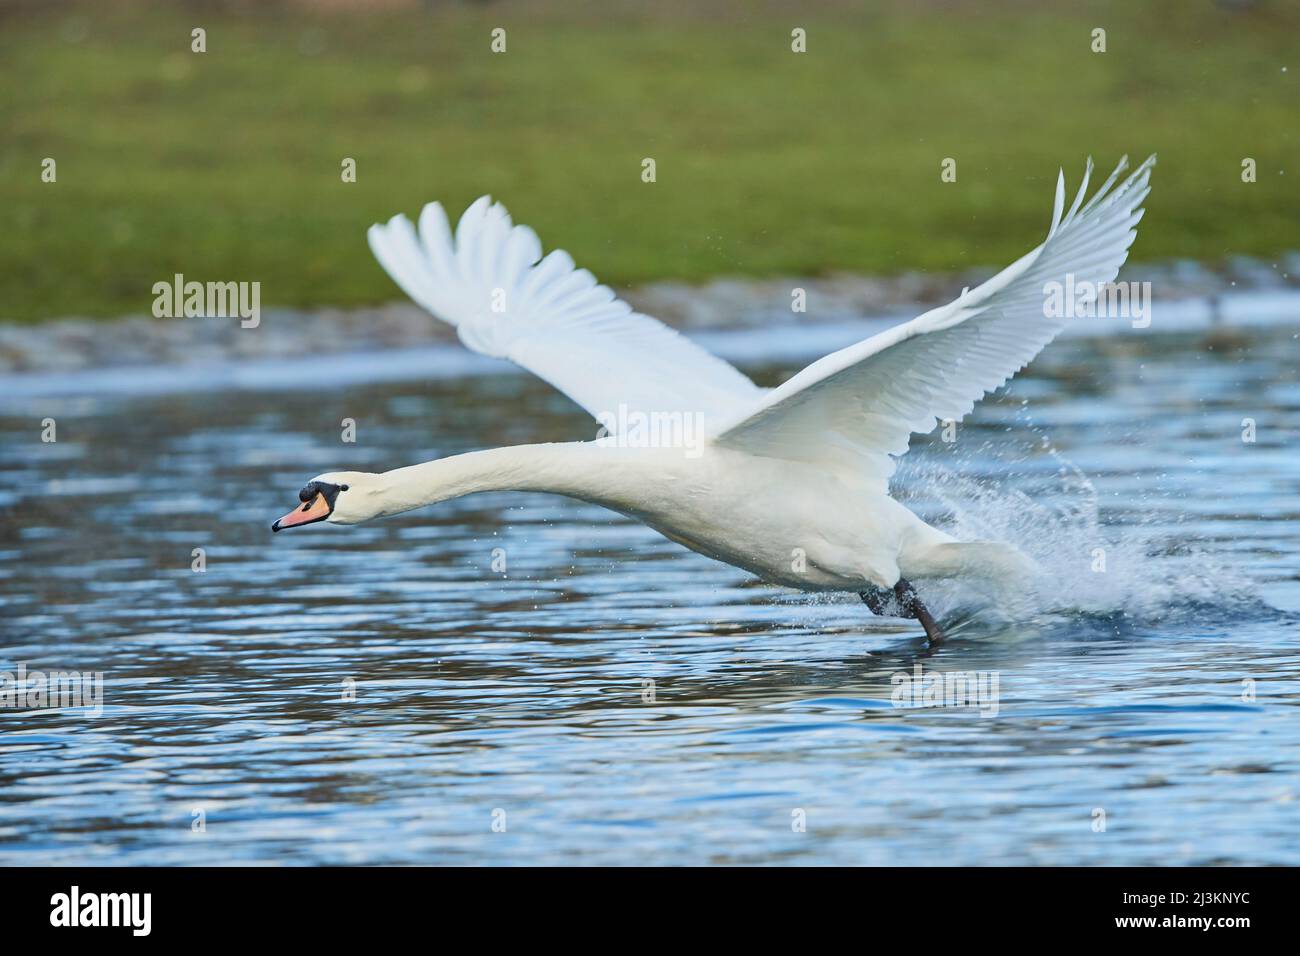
[[271, 492, 332, 532]]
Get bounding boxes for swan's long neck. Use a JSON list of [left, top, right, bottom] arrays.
[[368, 442, 652, 519]]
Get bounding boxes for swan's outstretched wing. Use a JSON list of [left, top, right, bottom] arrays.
[[368, 197, 762, 427], [713, 156, 1155, 489]]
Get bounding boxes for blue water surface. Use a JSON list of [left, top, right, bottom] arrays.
[[1, 323, 1297, 864]]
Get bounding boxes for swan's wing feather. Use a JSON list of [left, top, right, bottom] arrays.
[[713, 156, 1155, 488], [368, 198, 762, 427]]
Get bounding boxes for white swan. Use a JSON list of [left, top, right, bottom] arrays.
[[273, 155, 1155, 641]]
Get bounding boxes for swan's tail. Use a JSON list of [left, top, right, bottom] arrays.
[[906, 540, 1038, 586]]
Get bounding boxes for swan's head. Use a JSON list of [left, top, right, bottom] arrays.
[[271, 472, 383, 532]]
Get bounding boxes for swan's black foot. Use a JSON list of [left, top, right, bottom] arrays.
[[858, 584, 890, 615], [894, 578, 945, 644], [859, 578, 946, 644]]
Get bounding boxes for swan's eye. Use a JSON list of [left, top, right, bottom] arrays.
[[296, 480, 342, 506]]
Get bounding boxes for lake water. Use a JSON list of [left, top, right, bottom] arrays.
[[1, 321, 1298, 865]]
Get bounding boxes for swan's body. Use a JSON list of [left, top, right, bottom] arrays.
[[308, 443, 954, 590], [274, 156, 1155, 639]]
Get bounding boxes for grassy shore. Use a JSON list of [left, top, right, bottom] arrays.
[[0, 0, 1296, 321]]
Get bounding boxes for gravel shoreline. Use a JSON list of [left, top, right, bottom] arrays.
[[3, 254, 1297, 375]]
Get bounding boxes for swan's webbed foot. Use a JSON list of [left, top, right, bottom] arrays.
[[858, 584, 891, 615], [859, 578, 946, 644], [894, 578, 945, 644]]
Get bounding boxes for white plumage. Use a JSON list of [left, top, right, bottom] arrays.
[[367, 196, 763, 423], [279, 157, 1156, 641], [715, 155, 1154, 486]]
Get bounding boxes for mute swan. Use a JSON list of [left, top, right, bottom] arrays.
[[274, 155, 1155, 642]]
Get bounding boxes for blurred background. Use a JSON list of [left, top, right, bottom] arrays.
[[0, 0, 1296, 323]]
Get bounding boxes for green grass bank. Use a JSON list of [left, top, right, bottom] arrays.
[[0, 0, 1296, 321]]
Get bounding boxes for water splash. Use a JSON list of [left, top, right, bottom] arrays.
[[895, 427, 1262, 627]]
